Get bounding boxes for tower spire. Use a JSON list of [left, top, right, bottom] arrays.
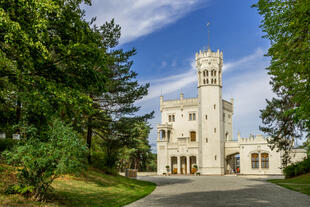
[[206, 22, 210, 49]]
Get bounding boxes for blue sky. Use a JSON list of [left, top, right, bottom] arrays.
[[84, 0, 274, 152]]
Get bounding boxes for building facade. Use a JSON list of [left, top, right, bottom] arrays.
[[157, 48, 307, 175]]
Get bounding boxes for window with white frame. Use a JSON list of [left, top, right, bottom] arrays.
[[189, 112, 196, 121], [168, 114, 175, 122]]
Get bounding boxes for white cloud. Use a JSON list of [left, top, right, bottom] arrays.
[[141, 48, 268, 103], [223, 48, 265, 72], [84, 0, 206, 44]]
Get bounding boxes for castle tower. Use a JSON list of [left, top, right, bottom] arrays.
[[196, 48, 224, 174]]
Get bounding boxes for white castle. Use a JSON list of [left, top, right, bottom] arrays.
[[157, 47, 306, 175]]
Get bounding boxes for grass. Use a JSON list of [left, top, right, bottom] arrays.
[[0, 165, 156, 207], [269, 173, 310, 196]]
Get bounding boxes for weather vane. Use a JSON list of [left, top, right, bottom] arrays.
[[206, 22, 210, 49]]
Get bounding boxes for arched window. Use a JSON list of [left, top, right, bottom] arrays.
[[211, 79, 213, 84], [214, 71, 217, 76], [251, 153, 259, 168], [211, 70, 213, 76], [203, 79, 206, 84], [206, 70, 209, 76], [203, 70, 206, 77], [261, 153, 269, 168], [207, 79, 209, 84], [160, 130, 166, 140], [214, 79, 217, 84], [190, 131, 196, 142]]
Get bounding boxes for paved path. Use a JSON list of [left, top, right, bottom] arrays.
[[126, 175, 310, 207]]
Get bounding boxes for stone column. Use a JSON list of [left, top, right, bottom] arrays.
[[157, 130, 160, 141], [177, 156, 181, 174], [187, 156, 190, 174]]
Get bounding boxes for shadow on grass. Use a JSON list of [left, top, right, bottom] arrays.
[[48, 169, 156, 207]]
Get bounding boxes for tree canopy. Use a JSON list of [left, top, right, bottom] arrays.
[[253, 0, 310, 165]]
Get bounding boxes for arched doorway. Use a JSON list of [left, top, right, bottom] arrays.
[[171, 157, 178, 174], [190, 156, 197, 174], [180, 156, 187, 174], [226, 153, 240, 174]]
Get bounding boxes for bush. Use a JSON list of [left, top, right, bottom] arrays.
[[283, 157, 310, 178], [91, 151, 118, 175], [0, 138, 17, 153], [3, 119, 88, 201]]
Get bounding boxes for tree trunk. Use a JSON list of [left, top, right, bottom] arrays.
[[87, 116, 92, 164], [16, 98, 21, 133]]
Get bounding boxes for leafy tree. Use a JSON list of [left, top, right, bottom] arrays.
[[4, 119, 87, 201], [117, 121, 153, 171], [84, 19, 153, 165], [0, 0, 107, 139], [253, 0, 310, 166], [260, 94, 305, 166]]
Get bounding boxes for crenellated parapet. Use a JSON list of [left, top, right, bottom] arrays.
[[195, 48, 223, 87], [238, 134, 268, 144], [160, 94, 198, 111]]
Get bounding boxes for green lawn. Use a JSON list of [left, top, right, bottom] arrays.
[[269, 173, 310, 196], [0, 166, 156, 207]]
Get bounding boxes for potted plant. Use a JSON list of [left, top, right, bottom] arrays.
[[193, 164, 198, 175], [165, 165, 170, 176]]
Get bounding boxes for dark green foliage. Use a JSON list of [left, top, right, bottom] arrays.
[[4, 119, 87, 200], [117, 121, 154, 172], [260, 94, 305, 166], [254, 0, 310, 166], [283, 158, 310, 178], [0, 138, 17, 153]]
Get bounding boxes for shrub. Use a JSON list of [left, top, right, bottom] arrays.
[[283, 157, 310, 178], [4, 119, 88, 201], [0, 138, 17, 153]]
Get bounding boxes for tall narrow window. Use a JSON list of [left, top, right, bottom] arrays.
[[214, 71, 217, 76], [214, 104, 216, 109], [168, 115, 175, 122], [261, 153, 269, 168], [189, 113, 196, 121], [203, 70, 206, 77], [190, 131, 196, 142], [207, 79, 209, 84], [205, 115, 208, 120], [251, 153, 259, 168], [206, 70, 209, 76], [211, 79, 213, 84], [203, 79, 206, 84], [214, 79, 217, 84], [211, 70, 213, 76], [214, 128, 216, 133]]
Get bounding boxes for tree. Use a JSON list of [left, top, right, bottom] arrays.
[[4, 119, 87, 201], [260, 93, 305, 166], [253, 0, 310, 165], [84, 20, 153, 166], [117, 121, 153, 171], [0, 0, 107, 139]]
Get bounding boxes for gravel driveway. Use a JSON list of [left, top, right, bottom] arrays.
[[126, 175, 310, 207]]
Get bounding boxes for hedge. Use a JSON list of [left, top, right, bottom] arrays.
[[283, 157, 310, 178]]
